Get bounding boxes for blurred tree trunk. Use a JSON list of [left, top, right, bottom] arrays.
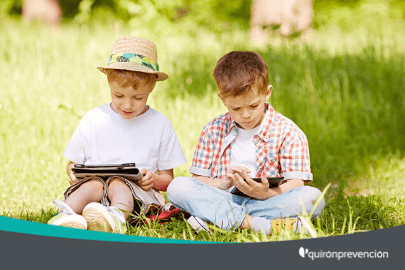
[[250, 0, 313, 44], [22, 0, 61, 26]]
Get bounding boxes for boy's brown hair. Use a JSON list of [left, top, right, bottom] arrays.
[[213, 51, 269, 98], [106, 69, 157, 90]]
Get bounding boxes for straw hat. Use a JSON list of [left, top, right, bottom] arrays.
[[98, 37, 168, 81]]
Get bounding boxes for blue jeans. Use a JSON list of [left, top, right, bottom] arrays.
[[167, 176, 325, 231]]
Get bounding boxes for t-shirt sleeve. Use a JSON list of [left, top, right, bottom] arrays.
[[63, 120, 87, 164], [279, 129, 313, 182], [157, 121, 187, 171], [189, 125, 213, 177]]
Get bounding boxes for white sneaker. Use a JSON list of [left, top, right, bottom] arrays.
[[82, 202, 127, 234], [47, 199, 87, 230], [187, 216, 210, 233]]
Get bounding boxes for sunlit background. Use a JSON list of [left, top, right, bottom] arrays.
[[0, 0, 404, 239]]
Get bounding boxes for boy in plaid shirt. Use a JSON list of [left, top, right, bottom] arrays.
[[167, 51, 325, 234]]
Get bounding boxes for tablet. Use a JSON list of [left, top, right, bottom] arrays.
[[230, 177, 284, 197], [72, 163, 143, 182]]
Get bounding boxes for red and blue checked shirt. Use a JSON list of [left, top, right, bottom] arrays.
[[189, 103, 313, 183]]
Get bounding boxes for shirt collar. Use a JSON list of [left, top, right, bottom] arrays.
[[226, 102, 275, 142], [258, 103, 276, 142]]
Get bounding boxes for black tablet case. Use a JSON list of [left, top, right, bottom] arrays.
[[230, 177, 284, 197], [72, 163, 143, 182]]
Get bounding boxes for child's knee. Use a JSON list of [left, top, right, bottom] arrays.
[[305, 187, 325, 218], [82, 178, 104, 191], [167, 176, 193, 202], [108, 177, 127, 188], [309, 187, 324, 205], [107, 177, 132, 197]]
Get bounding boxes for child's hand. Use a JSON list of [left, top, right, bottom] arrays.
[[68, 170, 78, 185], [233, 170, 269, 200], [224, 166, 251, 190], [66, 161, 79, 185], [138, 169, 155, 191]]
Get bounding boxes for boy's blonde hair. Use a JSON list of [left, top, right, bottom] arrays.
[[213, 51, 269, 98], [106, 69, 157, 89]]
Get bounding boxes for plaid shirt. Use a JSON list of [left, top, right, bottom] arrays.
[[190, 103, 313, 182]]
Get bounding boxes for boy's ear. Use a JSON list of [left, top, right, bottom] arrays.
[[266, 85, 273, 100]]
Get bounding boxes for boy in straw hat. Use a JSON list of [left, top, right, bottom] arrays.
[[48, 37, 186, 234], [167, 51, 325, 235]]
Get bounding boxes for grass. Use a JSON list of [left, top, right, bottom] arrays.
[[0, 11, 404, 242]]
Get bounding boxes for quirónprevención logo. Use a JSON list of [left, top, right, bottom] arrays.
[[299, 247, 388, 260]]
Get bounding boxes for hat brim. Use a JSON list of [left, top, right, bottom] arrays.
[[97, 62, 168, 81]]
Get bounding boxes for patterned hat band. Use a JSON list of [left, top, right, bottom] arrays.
[[107, 52, 159, 72]]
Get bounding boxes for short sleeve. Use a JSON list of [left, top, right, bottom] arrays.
[[279, 130, 313, 182], [189, 126, 213, 177], [156, 121, 187, 171]]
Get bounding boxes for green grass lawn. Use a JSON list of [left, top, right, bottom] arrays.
[[0, 14, 404, 242]]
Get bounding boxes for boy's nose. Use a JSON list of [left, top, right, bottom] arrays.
[[123, 100, 134, 110], [241, 109, 251, 119]]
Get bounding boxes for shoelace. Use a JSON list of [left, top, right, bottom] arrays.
[[52, 199, 76, 216], [106, 206, 126, 233]]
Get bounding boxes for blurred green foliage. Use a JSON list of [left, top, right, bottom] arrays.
[[5, 0, 405, 31], [1, 2, 405, 231], [314, 0, 405, 31], [4, 0, 251, 30]]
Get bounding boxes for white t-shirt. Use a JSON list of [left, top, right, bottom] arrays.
[[64, 103, 187, 173], [229, 124, 262, 178]]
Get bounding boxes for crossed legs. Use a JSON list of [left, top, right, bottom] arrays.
[[167, 176, 325, 232]]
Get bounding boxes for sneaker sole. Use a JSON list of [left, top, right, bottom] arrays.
[[52, 216, 87, 230], [83, 203, 115, 232]]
